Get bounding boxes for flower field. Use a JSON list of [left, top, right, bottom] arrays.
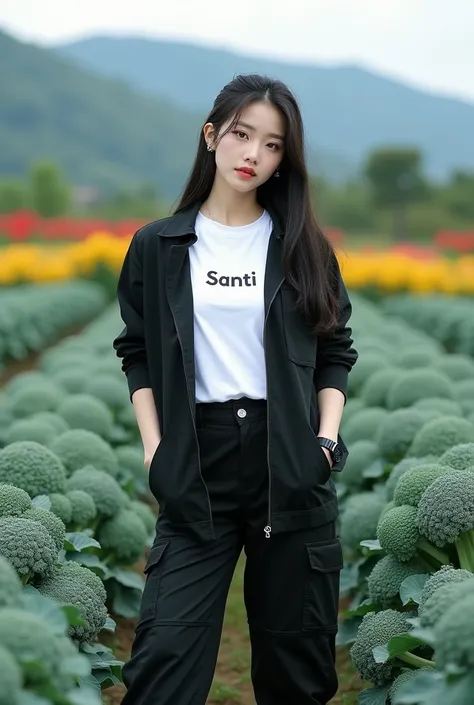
[[0, 238, 474, 703], [1, 231, 474, 295]]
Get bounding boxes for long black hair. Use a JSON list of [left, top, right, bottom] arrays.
[[175, 74, 340, 335]]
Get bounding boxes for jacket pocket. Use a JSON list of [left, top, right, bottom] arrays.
[[302, 538, 343, 632], [137, 540, 169, 627], [281, 284, 317, 367]]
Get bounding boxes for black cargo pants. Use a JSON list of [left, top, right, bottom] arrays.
[[121, 397, 343, 705]]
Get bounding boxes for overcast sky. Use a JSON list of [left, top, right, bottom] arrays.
[[2, 0, 474, 103]]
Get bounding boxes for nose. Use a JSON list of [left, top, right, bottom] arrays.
[[244, 144, 259, 165]]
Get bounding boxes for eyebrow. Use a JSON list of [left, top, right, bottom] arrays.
[[235, 120, 285, 141]]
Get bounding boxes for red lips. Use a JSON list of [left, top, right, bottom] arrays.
[[236, 167, 256, 176]]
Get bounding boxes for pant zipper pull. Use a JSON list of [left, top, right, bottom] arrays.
[[264, 525, 272, 539]]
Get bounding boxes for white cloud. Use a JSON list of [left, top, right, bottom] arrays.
[[1, 0, 474, 101]]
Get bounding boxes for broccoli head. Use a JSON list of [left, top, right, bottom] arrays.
[[3, 418, 56, 446], [66, 466, 127, 518], [343, 407, 389, 446], [97, 508, 148, 565], [48, 493, 72, 525], [393, 464, 448, 508], [0, 483, 31, 517], [385, 456, 438, 502], [0, 555, 22, 608], [413, 397, 462, 418], [0, 643, 22, 704], [0, 441, 67, 497], [23, 508, 66, 553], [340, 492, 386, 556], [31, 411, 70, 435], [416, 469, 474, 571], [350, 609, 419, 685], [348, 354, 391, 395], [439, 443, 474, 471], [61, 560, 107, 603], [65, 489, 97, 528], [367, 554, 427, 608], [360, 368, 401, 408], [51, 367, 89, 394], [339, 440, 379, 491], [130, 499, 157, 535], [82, 374, 130, 412], [0, 607, 66, 689], [387, 369, 453, 410], [433, 354, 474, 381], [38, 566, 108, 642], [7, 383, 64, 419], [433, 593, 474, 670], [389, 668, 434, 703], [409, 416, 474, 458], [419, 564, 474, 606], [0, 517, 58, 581], [56, 393, 114, 440], [377, 505, 449, 566], [419, 580, 473, 628], [377, 408, 427, 463], [115, 445, 148, 490], [50, 429, 119, 477]]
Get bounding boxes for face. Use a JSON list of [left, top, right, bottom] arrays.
[[204, 100, 286, 193]]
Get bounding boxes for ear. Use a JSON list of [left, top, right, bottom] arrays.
[[203, 123, 216, 150]]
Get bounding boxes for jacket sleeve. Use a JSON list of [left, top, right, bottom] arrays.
[[113, 231, 151, 400], [314, 254, 358, 403]]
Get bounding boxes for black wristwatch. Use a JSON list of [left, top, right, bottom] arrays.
[[317, 437, 343, 464]]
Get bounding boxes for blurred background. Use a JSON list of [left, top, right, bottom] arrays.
[[1, 0, 474, 255]]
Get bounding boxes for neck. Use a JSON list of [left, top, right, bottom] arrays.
[[202, 172, 263, 226]]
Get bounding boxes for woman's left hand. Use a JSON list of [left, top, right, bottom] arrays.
[[321, 446, 333, 469]]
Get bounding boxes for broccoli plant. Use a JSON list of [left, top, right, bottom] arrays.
[[416, 469, 474, 571]]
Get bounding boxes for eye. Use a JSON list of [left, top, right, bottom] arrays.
[[232, 130, 248, 140], [267, 143, 280, 151]]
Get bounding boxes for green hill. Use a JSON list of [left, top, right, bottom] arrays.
[[55, 35, 474, 180], [0, 30, 351, 198]]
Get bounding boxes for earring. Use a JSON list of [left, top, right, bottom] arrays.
[[274, 169, 280, 178], [207, 143, 213, 152]]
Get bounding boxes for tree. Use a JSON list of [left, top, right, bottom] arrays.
[[29, 162, 70, 217], [364, 148, 428, 240], [0, 179, 28, 213]]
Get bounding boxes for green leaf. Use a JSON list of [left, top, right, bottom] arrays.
[[409, 626, 436, 648], [67, 685, 103, 705], [399, 574, 430, 605], [106, 566, 145, 591], [373, 633, 425, 663], [66, 552, 109, 576], [64, 532, 101, 552], [102, 616, 116, 632], [61, 604, 86, 627], [362, 460, 386, 479], [344, 599, 378, 618], [111, 584, 143, 618], [340, 563, 360, 594], [20, 588, 68, 635], [336, 616, 362, 646], [32, 495, 52, 510], [18, 691, 51, 705], [62, 653, 93, 679], [360, 539, 382, 551], [358, 685, 390, 704]]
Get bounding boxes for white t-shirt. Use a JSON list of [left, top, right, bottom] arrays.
[[189, 209, 273, 403]]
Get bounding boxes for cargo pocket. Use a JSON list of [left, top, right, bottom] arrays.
[[137, 540, 169, 626], [302, 538, 343, 632]]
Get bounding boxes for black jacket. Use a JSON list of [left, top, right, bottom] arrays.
[[113, 202, 358, 541]]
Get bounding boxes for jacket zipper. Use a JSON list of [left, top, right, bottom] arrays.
[[263, 276, 285, 539]]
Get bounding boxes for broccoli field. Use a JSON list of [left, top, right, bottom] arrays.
[[0, 290, 473, 704]]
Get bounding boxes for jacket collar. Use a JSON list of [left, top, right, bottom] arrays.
[[159, 200, 285, 240]]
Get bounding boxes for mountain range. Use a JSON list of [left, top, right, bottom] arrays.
[[1, 28, 474, 200]]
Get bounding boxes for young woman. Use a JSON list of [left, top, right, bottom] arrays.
[[113, 73, 358, 705]]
